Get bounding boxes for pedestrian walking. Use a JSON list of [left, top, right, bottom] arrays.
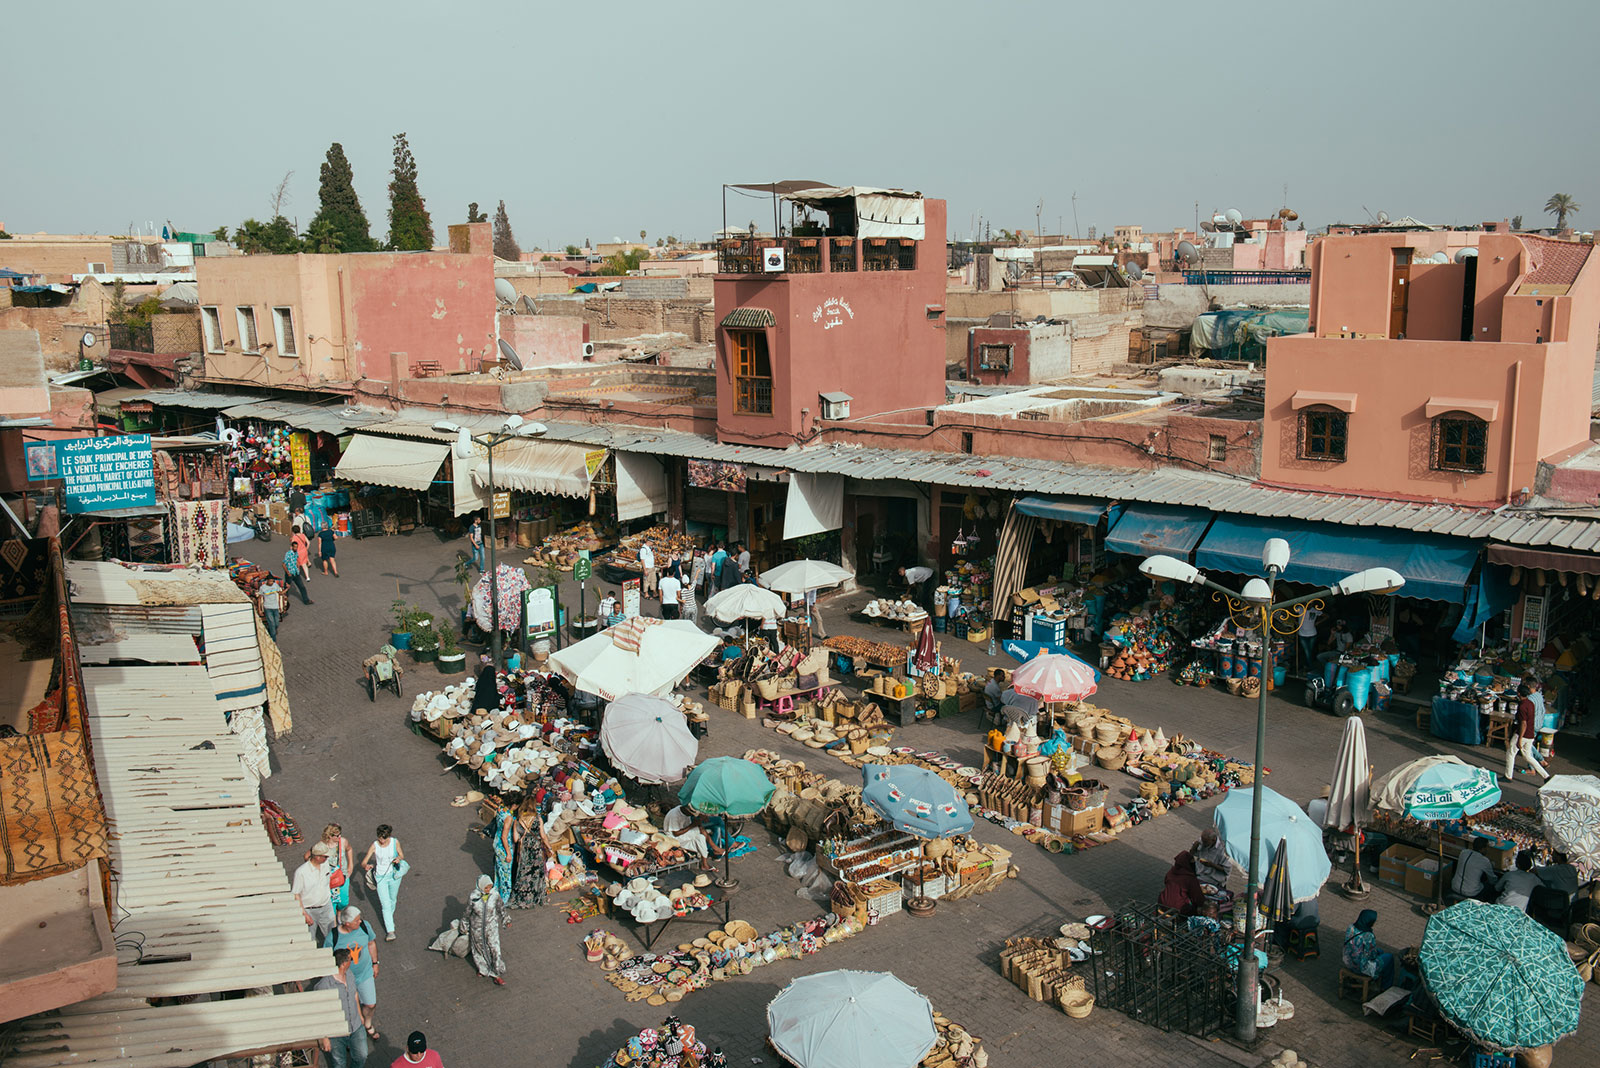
[[283, 545, 313, 606], [316, 947, 370, 1068], [717, 550, 739, 593], [736, 542, 751, 581], [680, 572, 698, 625], [292, 841, 337, 939], [638, 540, 657, 598], [291, 525, 312, 588], [326, 906, 382, 1040], [259, 575, 284, 641], [468, 517, 485, 572], [658, 568, 681, 620], [466, 874, 507, 984], [1297, 605, 1321, 675], [392, 1032, 443, 1068], [689, 548, 707, 597], [319, 523, 340, 577], [1504, 684, 1550, 781], [309, 823, 354, 911], [709, 543, 727, 586], [361, 824, 408, 940]]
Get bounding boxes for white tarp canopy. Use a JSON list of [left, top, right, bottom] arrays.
[[784, 473, 844, 540], [451, 448, 490, 517], [783, 186, 925, 241], [335, 434, 447, 492], [616, 452, 667, 521], [548, 619, 718, 702], [472, 439, 596, 498]]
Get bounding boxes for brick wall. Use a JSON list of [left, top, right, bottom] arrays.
[[0, 305, 111, 370], [619, 277, 688, 300]]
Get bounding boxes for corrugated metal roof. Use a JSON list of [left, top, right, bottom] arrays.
[[130, 389, 273, 410], [220, 399, 390, 436], [66, 561, 251, 607], [540, 420, 782, 463]]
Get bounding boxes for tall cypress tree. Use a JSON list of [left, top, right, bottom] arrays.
[[310, 143, 376, 253], [386, 132, 434, 251], [492, 200, 522, 260]]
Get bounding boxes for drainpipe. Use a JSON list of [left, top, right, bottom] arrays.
[[1504, 359, 1522, 505]]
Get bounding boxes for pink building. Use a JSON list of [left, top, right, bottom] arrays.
[[1263, 231, 1600, 505], [193, 223, 495, 391], [712, 185, 948, 446]]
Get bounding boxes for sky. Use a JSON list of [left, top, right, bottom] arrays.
[[8, 1, 1598, 245]]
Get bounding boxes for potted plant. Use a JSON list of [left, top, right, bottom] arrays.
[[410, 616, 439, 663], [455, 553, 476, 631], [390, 599, 414, 650], [437, 627, 466, 674]]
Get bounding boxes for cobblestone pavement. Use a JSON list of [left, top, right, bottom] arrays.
[[259, 531, 1597, 1068]]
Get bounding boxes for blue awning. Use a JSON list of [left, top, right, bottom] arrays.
[[1193, 514, 1480, 603], [1104, 504, 1213, 560], [1014, 495, 1107, 526]]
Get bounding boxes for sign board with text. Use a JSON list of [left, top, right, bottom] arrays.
[[289, 431, 311, 486], [493, 492, 511, 520], [25, 434, 157, 513], [524, 585, 558, 642], [622, 578, 641, 620]]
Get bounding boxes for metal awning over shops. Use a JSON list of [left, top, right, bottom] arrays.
[[221, 399, 390, 437], [129, 389, 272, 410], [1105, 504, 1213, 560], [1014, 495, 1109, 527], [334, 433, 448, 492], [1485, 543, 1600, 577], [472, 439, 599, 498], [722, 307, 776, 329], [1194, 514, 1480, 603]]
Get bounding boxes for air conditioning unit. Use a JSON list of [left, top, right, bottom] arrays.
[[762, 247, 786, 272], [88, 262, 107, 274], [819, 391, 852, 420], [581, 341, 595, 359]]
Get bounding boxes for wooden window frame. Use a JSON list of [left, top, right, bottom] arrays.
[[729, 329, 772, 415], [272, 306, 297, 356], [201, 306, 223, 353], [235, 306, 259, 354], [1298, 406, 1347, 462], [1432, 413, 1488, 474]]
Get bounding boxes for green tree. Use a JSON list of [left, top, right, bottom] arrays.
[[597, 248, 650, 275], [1545, 193, 1580, 231], [303, 217, 343, 253], [108, 279, 130, 323], [467, 202, 487, 223], [309, 143, 377, 253], [235, 216, 301, 254], [639, 229, 647, 242], [386, 132, 434, 250], [564, 244, 581, 256], [212, 225, 230, 243], [492, 200, 521, 260], [656, 238, 664, 247], [126, 297, 163, 330], [1511, 214, 1524, 231]]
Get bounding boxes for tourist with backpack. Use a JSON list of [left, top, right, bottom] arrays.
[[284, 544, 313, 605], [326, 906, 383, 1041]]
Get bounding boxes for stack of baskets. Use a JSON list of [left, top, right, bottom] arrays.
[[1058, 974, 1095, 1018]]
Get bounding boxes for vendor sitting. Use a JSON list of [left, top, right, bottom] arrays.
[[717, 637, 743, 662], [1317, 619, 1356, 664], [1158, 851, 1206, 917], [1191, 828, 1231, 890], [662, 806, 716, 867], [1449, 836, 1498, 902], [1342, 908, 1396, 990], [983, 669, 1006, 717]]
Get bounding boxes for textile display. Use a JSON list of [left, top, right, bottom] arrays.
[[471, 564, 532, 633], [230, 705, 272, 787], [255, 612, 293, 736], [1538, 774, 1600, 881], [171, 500, 226, 568], [0, 731, 109, 886]]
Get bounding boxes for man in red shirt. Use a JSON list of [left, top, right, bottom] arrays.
[[1504, 684, 1550, 781], [393, 1031, 443, 1068]]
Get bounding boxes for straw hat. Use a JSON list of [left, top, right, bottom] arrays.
[[694, 872, 713, 888]]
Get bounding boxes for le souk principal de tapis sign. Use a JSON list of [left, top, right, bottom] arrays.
[[25, 433, 157, 513]]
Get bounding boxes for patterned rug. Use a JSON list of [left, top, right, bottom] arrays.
[[0, 731, 109, 886], [172, 500, 226, 568]]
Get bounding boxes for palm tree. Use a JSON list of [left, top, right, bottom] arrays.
[[1544, 193, 1580, 231]]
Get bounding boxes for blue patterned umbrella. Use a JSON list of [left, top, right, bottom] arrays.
[[1420, 899, 1584, 1052], [860, 765, 974, 840]]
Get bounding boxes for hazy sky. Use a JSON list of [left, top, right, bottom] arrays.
[[8, 1, 1597, 244]]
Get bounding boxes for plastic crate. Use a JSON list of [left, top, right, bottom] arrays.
[[861, 878, 902, 921]]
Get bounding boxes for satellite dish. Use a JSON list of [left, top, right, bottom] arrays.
[[1376, 211, 1390, 225], [81, 331, 97, 348], [1176, 240, 1200, 265], [1126, 262, 1144, 280], [497, 339, 523, 371], [1454, 247, 1479, 263], [1200, 219, 1217, 232], [1211, 213, 1228, 226], [494, 278, 517, 304], [1224, 208, 1243, 227], [1429, 251, 1450, 264]]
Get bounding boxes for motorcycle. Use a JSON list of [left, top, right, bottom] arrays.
[[241, 507, 273, 542]]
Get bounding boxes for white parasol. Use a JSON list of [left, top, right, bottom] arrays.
[[1324, 714, 1372, 893], [759, 559, 852, 595], [1539, 774, 1600, 881], [547, 618, 717, 702], [600, 694, 698, 784], [703, 582, 787, 623]]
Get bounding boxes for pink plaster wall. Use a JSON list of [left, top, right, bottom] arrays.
[[715, 200, 948, 447], [499, 313, 591, 367]]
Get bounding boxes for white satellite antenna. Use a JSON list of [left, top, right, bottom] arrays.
[[1454, 248, 1479, 263], [498, 339, 524, 370], [1224, 208, 1243, 228], [1376, 211, 1391, 225], [1126, 262, 1144, 280], [494, 278, 517, 305], [1176, 240, 1201, 265]]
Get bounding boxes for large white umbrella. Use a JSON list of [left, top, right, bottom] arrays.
[[703, 582, 787, 623], [1539, 774, 1600, 881], [1324, 715, 1372, 893], [759, 559, 852, 595], [600, 694, 698, 784], [767, 970, 937, 1068], [547, 619, 717, 702]]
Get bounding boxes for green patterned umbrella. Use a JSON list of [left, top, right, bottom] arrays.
[[1419, 899, 1584, 1052]]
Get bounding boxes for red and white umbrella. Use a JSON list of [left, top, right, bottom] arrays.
[[1010, 653, 1098, 702]]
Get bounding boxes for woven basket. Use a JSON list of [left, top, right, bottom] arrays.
[[1062, 787, 1090, 811], [1093, 722, 1119, 745], [1240, 676, 1261, 698], [1059, 976, 1095, 1018], [757, 678, 781, 700], [1095, 746, 1127, 771]]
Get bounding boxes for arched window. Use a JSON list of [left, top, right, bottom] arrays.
[[1433, 412, 1487, 473], [1298, 406, 1347, 462]]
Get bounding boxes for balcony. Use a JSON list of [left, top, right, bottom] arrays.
[[718, 235, 903, 275]]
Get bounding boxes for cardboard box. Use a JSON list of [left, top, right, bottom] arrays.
[[1379, 843, 1426, 889], [1015, 587, 1041, 605], [1406, 856, 1453, 899], [1062, 804, 1104, 835]]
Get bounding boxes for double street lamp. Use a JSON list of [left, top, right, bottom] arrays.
[[434, 416, 547, 665], [1138, 541, 1403, 1044]]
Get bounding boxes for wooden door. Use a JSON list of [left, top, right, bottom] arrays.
[[1389, 248, 1412, 338]]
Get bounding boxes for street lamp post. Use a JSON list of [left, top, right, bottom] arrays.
[[1139, 542, 1403, 1044], [434, 416, 547, 665]]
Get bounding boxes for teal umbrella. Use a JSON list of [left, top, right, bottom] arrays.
[[767, 970, 937, 1068], [681, 756, 775, 818], [1420, 899, 1584, 1052], [1372, 755, 1502, 905], [1213, 785, 1331, 903]]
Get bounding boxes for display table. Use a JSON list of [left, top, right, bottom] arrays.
[[861, 689, 919, 727], [1430, 697, 1484, 745], [625, 887, 735, 950]]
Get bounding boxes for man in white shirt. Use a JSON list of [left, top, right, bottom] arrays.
[[1297, 606, 1321, 673], [293, 842, 337, 938], [1451, 837, 1497, 901], [638, 542, 657, 598], [736, 543, 751, 580], [899, 565, 935, 604], [658, 571, 682, 620], [1495, 850, 1543, 913]]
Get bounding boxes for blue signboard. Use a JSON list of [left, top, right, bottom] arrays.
[[25, 434, 157, 513]]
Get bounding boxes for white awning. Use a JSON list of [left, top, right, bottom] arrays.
[[782, 186, 925, 240], [451, 450, 491, 517], [784, 473, 843, 539], [334, 433, 447, 492], [616, 452, 667, 521], [472, 439, 598, 498]]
